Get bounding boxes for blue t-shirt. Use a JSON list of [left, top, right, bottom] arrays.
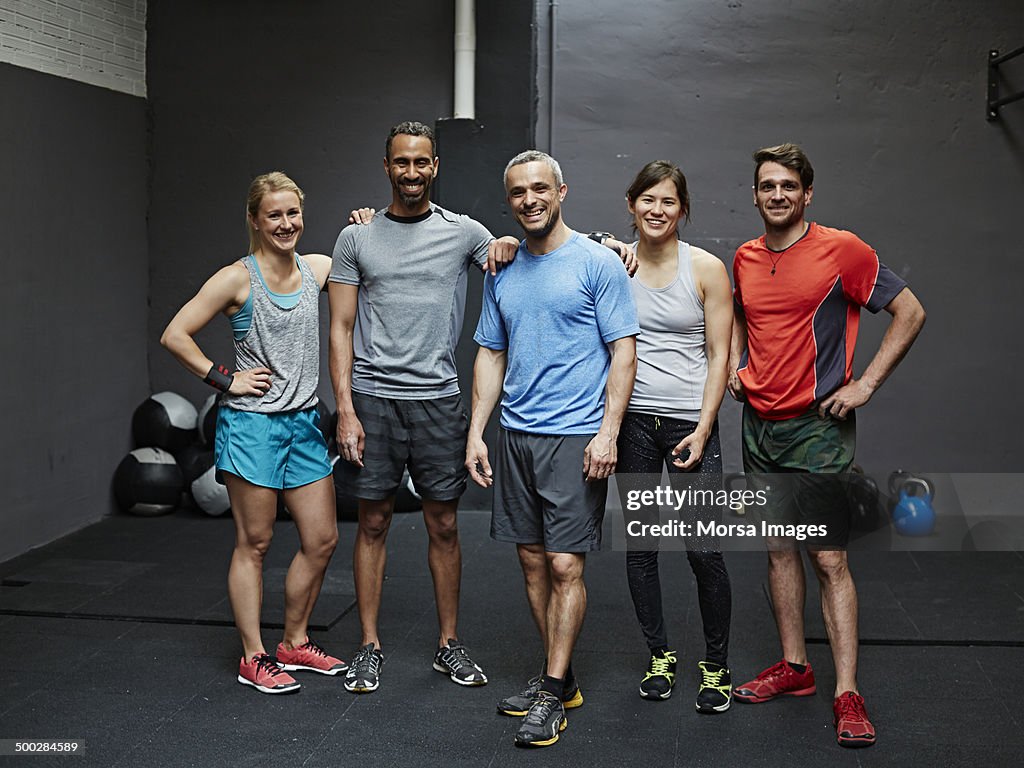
[[474, 232, 640, 435]]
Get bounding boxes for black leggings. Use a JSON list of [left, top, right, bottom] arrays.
[[616, 412, 731, 665]]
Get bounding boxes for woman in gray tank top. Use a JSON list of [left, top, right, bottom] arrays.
[[615, 161, 735, 713], [162, 172, 347, 694]]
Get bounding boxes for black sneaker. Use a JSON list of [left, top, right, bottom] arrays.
[[514, 691, 566, 747], [433, 638, 488, 686], [696, 660, 732, 713], [497, 675, 584, 716], [344, 643, 383, 693], [639, 649, 677, 700]]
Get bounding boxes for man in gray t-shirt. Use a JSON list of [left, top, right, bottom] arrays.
[[327, 121, 517, 695]]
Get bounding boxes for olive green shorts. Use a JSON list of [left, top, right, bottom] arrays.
[[741, 405, 855, 548]]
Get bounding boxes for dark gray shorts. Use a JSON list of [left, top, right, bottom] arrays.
[[491, 428, 608, 553], [335, 392, 468, 502]]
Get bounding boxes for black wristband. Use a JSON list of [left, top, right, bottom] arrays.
[[204, 363, 233, 392], [588, 231, 614, 245]]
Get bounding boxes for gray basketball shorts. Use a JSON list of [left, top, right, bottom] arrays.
[[491, 428, 608, 553], [335, 391, 469, 502]]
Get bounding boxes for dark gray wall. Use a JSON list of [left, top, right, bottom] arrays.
[[0, 62, 149, 562], [537, 0, 1024, 473], [146, 1, 535, 507], [147, 0, 458, 404]]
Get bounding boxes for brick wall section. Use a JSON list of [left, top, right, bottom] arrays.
[[0, 0, 146, 96]]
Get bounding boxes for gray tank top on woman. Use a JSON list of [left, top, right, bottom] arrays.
[[628, 240, 707, 422], [223, 255, 321, 413]]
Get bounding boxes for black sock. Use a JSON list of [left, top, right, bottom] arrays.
[[787, 661, 807, 673], [540, 674, 563, 697]]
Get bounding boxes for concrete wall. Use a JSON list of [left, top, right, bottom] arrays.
[[536, 0, 1024, 473], [0, 0, 147, 96], [0, 61, 148, 562]]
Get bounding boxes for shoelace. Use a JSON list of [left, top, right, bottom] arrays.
[[648, 652, 676, 676], [835, 693, 867, 724], [516, 675, 542, 698], [757, 660, 790, 680], [255, 654, 286, 677], [351, 647, 381, 677], [524, 693, 559, 726], [298, 638, 328, 658], [445, 644, 477, 671], [700, 666, 725, 688]]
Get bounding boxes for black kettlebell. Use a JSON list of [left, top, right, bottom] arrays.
[[848, 465, 883, 532]]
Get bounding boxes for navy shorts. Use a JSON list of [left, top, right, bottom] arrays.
[[335, 392, 468, 502], [491, 429, 608, 553]]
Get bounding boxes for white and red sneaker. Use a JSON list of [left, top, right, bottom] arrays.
[[276, 637, 348, 676], [237, 653, 301, 694]]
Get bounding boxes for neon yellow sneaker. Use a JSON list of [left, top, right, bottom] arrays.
[[696, 660, 732, 713], [639, 649, 677, 700]]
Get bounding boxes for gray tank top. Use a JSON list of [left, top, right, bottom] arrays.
[[628, 241, 707, 422], [223, 255, 321, 413]]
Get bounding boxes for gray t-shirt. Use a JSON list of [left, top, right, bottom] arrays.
[[329, 204, 492, 399]]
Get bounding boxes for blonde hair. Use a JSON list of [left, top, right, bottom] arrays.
[[246, 171, 305, 255]]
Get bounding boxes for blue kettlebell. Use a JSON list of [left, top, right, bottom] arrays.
[[891, 477, 936, 536]]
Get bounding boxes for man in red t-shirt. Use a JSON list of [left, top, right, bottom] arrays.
[[728, 143, 925, 748]]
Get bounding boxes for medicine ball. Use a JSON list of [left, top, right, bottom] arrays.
[[132, 392, 198, 453], [192, 463, 230, 517], [198, 393, 220, 445], [176, 443, 212, 486], [113, 447, 183, 516], [394, 471, 422, 514]]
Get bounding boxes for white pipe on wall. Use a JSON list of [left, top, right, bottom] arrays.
[[454, 0, 476, 118]]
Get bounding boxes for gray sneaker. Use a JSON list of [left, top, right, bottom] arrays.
[[514, 691, 566, 747], [432, 638, 488, 686], [497, 674, 583, 716], [344, 643, 383, 693]]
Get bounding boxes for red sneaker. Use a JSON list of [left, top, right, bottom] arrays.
[[833, 691, 876, 747], [276, 637, 348, 676], [237, 653, 301, 694], [733, 660, 816, 703]]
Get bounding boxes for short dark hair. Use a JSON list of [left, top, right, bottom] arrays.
[[625, 160, 691, 225], [386, 121, 436, 159], [753, 143, 814, 189]]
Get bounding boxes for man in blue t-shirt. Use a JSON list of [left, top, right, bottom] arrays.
[[466, 150, 640, 748]]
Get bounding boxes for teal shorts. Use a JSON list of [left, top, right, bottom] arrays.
[[215, 406, 332, 489]]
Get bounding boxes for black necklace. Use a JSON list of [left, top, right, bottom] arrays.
[[767, 222, 809, 275]]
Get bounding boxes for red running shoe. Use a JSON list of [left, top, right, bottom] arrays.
[[238, 653, 301, 694], [833, 691, 876, 747], [276, 637, 348, 676], [733, 660, 816, 703]]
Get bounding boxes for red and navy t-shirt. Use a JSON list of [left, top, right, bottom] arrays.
[[733, 223, 906, 420]]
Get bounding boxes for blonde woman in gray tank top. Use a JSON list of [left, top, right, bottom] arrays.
[[615, 161, 736, 713], [162, 172, 347, 694]]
